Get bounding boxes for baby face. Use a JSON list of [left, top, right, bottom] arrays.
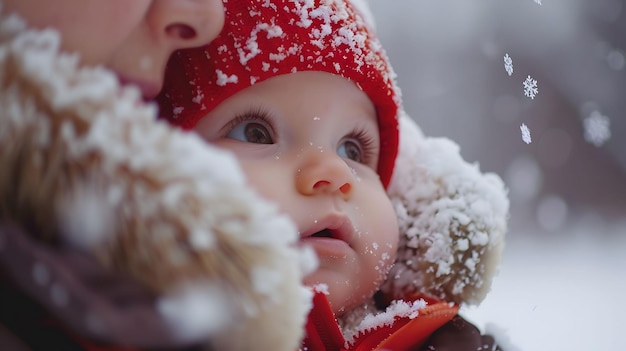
[[195, 71, 399, 315], [3, 0, 224, 99]]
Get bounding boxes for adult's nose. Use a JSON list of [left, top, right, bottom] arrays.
[[296, 150, 353, 198], [151, 0, 225, 50]]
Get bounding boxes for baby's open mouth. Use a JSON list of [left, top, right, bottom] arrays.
[[311, 229, 334, 238], [299, 213, 355, 247]]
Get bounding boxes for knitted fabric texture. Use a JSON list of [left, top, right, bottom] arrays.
[[158, 0, 401, 187]]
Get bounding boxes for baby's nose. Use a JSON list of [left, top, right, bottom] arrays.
[[296, 151, 353, 198]]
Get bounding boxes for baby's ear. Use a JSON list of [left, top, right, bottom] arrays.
[[381, 112, 509, 306]]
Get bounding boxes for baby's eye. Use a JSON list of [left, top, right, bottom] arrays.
[[226, 120, 274, 144], [337, 139, 363, 163]]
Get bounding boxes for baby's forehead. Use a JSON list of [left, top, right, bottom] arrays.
[[196, 71, 377, 144], [221, 71, 377, 115]]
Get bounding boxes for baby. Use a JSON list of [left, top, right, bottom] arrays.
[[159, 0, 509, 350], [160, 0, 401, 317]]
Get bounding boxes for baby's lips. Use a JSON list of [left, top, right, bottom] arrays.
[[299, 212, 354, 244]]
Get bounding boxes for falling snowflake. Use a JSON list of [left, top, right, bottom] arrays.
[[520, 123, 532, 144], [534, 0, 542, 5], [583, 111, 611, 146], [523, 75, 538, 99], [504, 53, 513, 76]]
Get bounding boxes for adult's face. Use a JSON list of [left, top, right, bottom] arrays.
[[4, 0, 225, 99]]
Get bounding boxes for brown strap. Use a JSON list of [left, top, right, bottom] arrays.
[[0, 222, 199, 349]]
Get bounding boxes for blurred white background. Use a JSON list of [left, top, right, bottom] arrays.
[[366, 0, 626, 350]]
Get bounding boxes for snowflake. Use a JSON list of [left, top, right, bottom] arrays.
[[504, 53, 513, 76], [520, 123, 532, 144], [534, 0, 542, 5], [583, 111, 611, 146], [523, 75, 538, 99]]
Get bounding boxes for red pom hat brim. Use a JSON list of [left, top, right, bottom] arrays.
[[159, 0, 400, 188]]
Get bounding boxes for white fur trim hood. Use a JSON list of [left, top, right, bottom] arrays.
[[384, 113, 508, 306], [0, 9, 508, 351], [0, 11, 312, 351]]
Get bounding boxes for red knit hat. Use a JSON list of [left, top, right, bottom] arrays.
[[158, 0, 400, 188]]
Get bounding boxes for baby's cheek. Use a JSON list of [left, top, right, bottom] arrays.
[[361, 241, 396, 286]]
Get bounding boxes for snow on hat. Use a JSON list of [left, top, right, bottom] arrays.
[[158, 0, 401, 188]]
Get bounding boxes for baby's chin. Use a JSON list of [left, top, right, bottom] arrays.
[[304, 269, 379, 315]]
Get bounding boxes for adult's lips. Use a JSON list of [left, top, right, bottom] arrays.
[[118, 75, 161, 101]]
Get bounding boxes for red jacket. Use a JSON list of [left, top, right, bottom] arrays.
[[302, 291, 459, 351]]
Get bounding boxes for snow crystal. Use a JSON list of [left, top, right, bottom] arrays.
[[172, 106, 184, 116], [313, 283, 330, 295], [260, 0, 277, 11], [253, 267, 284, 299], [264, 24, 284, 38], [333, 61, 341, 72], [503, 53, 513, 76], [189, 229, 215, 250], [520, 123, 532, 144], [217, 44, 228, 54], [246, 203, 299, 245], [160, 183, 188, 210], [534, 0, 542, 5], [344, 299, 427, 346], [269, 52, 287, 62], [307, 6, 334, 45], [522, 75, 538, 99], [456, 238, 470, 251], [465, 256, 477, 271], [237, 23, 284, 65], [469, 231, 489, 246], [215, 69, 238, 86], [158, 283, 232, 341], [583, 110, 611, 147], [191, 88, 204, 104], [299, 245, 319, 276], [58, 185, 115, 250]]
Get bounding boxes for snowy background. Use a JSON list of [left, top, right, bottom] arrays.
[[366, 0, 626, 350]]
